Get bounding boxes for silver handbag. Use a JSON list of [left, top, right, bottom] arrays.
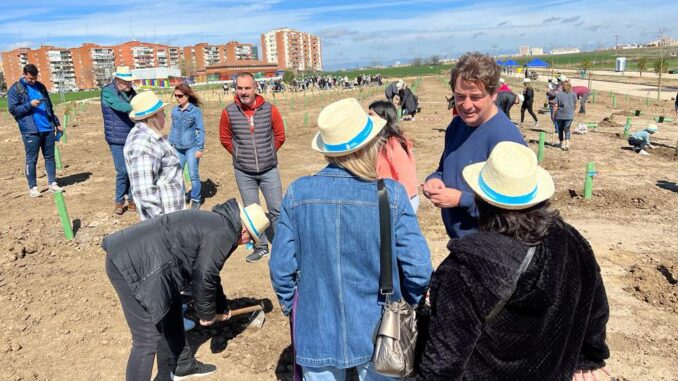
[[372, 179, 418, 378]]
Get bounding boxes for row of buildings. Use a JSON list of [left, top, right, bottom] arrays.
[[518, 46, 579, 56], [1, 28, 322, 92]]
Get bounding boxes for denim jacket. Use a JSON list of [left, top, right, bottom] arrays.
[[270, 164, 432, 368], [169, 103, 205, 150]]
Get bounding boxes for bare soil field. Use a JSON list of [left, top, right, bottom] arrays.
[[0, 76, 676, 380]]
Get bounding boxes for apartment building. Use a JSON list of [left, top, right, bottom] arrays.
[[261, 28, 322, 71], [181, 41, 259, 76], [225, 41, 258, 61], [71, 43, 116, 89], [1, 47, 30, 84], [115, 41, 180, 70]]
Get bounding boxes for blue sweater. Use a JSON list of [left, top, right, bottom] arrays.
[[427, 111, 526, 239]]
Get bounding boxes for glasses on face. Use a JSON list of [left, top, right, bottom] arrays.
[[174, 93, 185, 99]]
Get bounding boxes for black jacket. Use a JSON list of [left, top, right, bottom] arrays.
[[102, 199, 242, 323], [417, 221, 609, 380], [399, 88, 418, 114], [523, 86, 534, 105], [385, 82, 399, 101], [495, 91, 517, 116]]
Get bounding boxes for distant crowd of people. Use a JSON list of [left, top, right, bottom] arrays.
[[7, 54, 613, 381]]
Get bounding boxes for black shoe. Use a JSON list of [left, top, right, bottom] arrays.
[[246, 248, 270, 263], [170, 361, 217, 380]]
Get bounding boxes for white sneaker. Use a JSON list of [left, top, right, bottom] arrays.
[[29, 187, 42, 198], [48, 182, 64, 193], [639, 150, 650, 156]]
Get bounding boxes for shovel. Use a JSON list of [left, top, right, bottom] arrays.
[[225, 304, 266, 330]]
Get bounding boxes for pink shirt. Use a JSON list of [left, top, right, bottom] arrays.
[[376, 137, 418, 198]]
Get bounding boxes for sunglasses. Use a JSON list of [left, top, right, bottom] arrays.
[[174, 94, 185, 98]]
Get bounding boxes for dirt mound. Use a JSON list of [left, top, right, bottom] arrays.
[[626, 263, 678, 313]]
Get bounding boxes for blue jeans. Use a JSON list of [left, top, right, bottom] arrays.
[[234, 166, 282, 249], [174, 147, 201, 203], [556, 119, 573, 142], [109, 143, 132, 204], [22, 131, 56, 189], [302, 363, 399, 381]]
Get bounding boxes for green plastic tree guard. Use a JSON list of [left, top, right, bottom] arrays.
[[304, 112, 309, 127], [53, 191, 74, 240], [537, 132, 545, 163], [55, 145, 63, 170], [583, 162, 596, 200], [624, 117, 632, 138], [183, 163, 190, 186]]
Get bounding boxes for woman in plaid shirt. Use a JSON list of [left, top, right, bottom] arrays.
[[124, 91, 185, 220]]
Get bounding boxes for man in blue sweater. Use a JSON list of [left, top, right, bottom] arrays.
[[424, 52, 525, 239], [8, 64, 64, 198]]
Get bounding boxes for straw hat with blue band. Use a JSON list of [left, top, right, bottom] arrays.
[[129, 91, 168, 121], [312, 98, 386, 157], [462, 141, 555, 210], [238, 203, 270, 244], [114, 66, 137, 81]]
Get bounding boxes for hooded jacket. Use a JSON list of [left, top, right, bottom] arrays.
[[417, 221, 609, 380], [7, 78, 60, 135], [101, 199, 242, 323]]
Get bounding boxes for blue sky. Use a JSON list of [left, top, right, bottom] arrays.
[[1, 0, 676, 70]]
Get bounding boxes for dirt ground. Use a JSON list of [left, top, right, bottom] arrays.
[[0, 76, 676, 381]]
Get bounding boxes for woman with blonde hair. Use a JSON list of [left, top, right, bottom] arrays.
[[124, 91, 185, 220], [270, 98, 432, 381]]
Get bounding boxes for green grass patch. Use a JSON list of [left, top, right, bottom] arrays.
[[511, 47, 678, 71], [1, 89, 101, 111], [323, 64, 454, 79]]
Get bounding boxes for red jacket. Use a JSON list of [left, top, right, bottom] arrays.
[[219, 94, 285, 155]]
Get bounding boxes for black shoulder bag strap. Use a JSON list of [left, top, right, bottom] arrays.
[[377, 179, 394, 297], [485, 246, 537, 322]]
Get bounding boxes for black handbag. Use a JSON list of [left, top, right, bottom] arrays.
[[372, 179, 418, 378]]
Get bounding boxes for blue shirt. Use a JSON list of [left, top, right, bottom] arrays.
[[169, 103, 205, 150], [630, 130, 651, 144], [427, 111, 526, 239], [26, 83, 52, 132]]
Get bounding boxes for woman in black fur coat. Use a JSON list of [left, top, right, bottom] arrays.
[[417, 142, 610, 381]]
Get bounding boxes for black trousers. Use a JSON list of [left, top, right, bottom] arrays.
[[628, 136, 646, 152], [106, 256, 194, 381], [521, 102, 538, 123]]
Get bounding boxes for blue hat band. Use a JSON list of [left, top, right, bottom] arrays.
[[478, 171, 538, 205], [242, 208, 260, 237], [323, 118, 373, 152], [116, 72, 133, 78], [134, 100, 164, 117]]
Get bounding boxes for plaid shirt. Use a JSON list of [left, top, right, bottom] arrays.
[[124, 122, 185, 220]]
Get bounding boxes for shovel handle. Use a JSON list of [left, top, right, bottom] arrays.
[[229, 304, 263, 317]]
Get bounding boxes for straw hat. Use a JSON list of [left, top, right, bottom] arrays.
[[499, 78, 505, 83], [311, 98, 386, 157], [128, 91, 168, 120], [114, 66, 137, 81], [523, 78, 531, 83], [462, 141, 554, 210], [239, 203, 270, 244], [395, 80, 404, 90], [558, 75, 569, 82], [645, 124, 658, 132]]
